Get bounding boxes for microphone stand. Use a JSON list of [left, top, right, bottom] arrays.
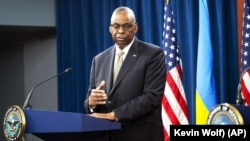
[[236, 70, 247, 105], [236, 82, 244, 105], [22, 68, 72, 109]]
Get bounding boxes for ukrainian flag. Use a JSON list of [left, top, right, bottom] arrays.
[[196, 0, 217, 124]]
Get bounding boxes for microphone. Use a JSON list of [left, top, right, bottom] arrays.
[[22, 68, 72, 109], [236, 82, 243, 105], [236, 72, 245, 105]]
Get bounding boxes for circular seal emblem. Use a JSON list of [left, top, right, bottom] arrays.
[[3, 105, 26, 141], [207, 103, 244, 125]]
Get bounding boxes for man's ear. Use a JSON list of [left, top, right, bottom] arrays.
[[109, 26, 112, 33], [134, 24, 138, 33]]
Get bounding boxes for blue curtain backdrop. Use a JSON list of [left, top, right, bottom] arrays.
[[56, 0, 238, 124]]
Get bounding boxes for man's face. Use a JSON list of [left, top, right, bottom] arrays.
[[109, 11, 138, 49]]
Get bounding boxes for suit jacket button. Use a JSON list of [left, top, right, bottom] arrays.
[[108, 101, 111, 104]]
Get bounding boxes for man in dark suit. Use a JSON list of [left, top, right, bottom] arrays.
[[84, 6, 166, 141]]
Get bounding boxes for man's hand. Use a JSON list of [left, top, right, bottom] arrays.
[[88, 80, 107, 107]]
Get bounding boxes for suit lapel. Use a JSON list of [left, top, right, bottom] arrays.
[[105, 46, 115, 96]]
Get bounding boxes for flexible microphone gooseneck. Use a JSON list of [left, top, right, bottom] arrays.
[[22, 68, 72, 109], [236, 82, 244, 105], [236, 71, 246, 105]]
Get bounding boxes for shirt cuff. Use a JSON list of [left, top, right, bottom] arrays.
[[89, 106, 96, 113]]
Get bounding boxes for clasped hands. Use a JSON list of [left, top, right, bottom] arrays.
[[88, 80, 116, 121]]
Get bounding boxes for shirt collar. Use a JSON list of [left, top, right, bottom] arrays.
[[115, 37, 135, 57]]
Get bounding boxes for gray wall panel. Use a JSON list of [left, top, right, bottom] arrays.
[[0, 0, 55, 26]]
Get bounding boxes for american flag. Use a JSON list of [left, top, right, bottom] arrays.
[[161, 1, 189, 141], [241, 0, 250, 105]]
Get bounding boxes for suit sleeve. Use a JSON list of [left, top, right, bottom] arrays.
[[113, 48, 166, 122]]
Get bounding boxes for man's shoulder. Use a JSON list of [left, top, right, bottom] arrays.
[[136, 40, 163, 53], [95, 46, 114, 58], [136, 38, 161, 49]]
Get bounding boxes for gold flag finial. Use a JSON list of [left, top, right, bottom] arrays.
[[166, 0, 169, 5]]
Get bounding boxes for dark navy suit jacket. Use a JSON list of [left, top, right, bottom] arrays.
[[84, 38, 166, 141]]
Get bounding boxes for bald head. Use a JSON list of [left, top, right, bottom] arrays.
[[110, 6, 136, 24]]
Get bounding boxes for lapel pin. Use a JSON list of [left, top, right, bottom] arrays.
[[133, 54, 136, 57]]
